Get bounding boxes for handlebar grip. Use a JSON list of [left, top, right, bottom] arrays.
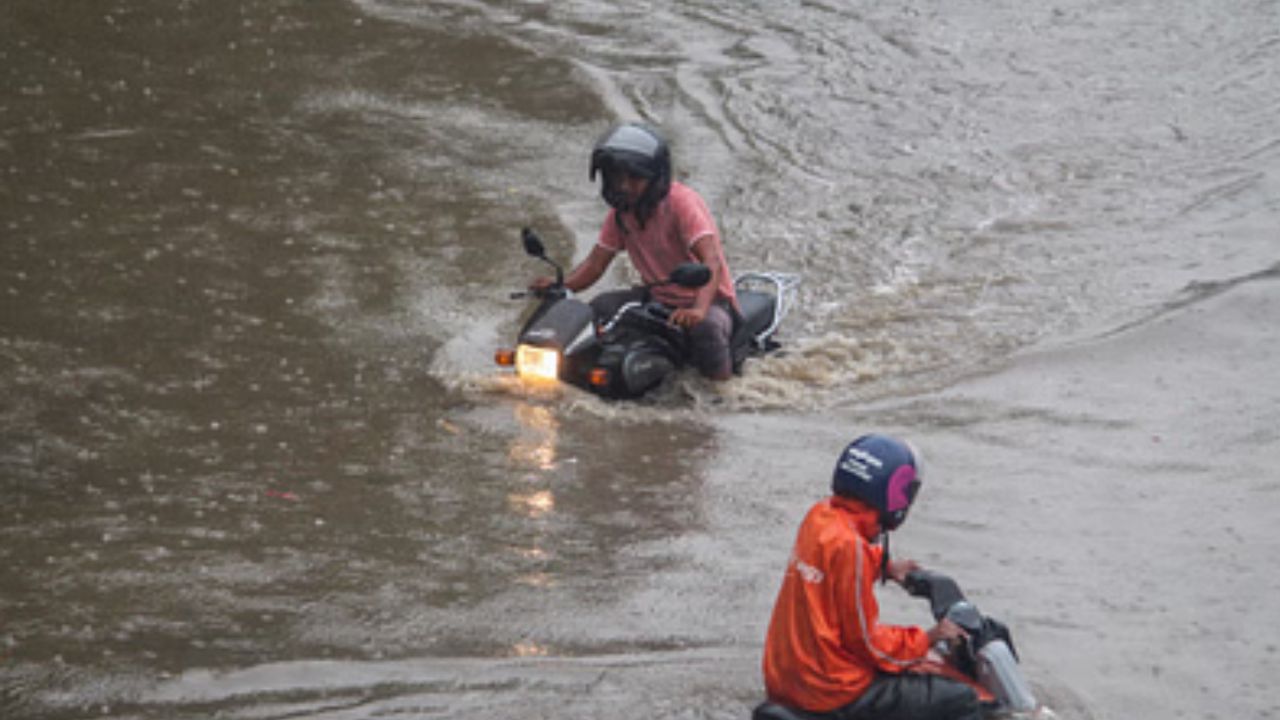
[[901, 570, 933, 597], [512, 287, 559, 300]]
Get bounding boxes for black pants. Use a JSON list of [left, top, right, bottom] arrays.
[[835, 674, 980, 720], [754, 674, 980, 720]]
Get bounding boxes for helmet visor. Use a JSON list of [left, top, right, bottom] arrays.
[[597, 153, 655, 182]]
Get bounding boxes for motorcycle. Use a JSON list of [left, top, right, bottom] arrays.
[[753, 569, 1043, 720], [495, 227, 799, 399]]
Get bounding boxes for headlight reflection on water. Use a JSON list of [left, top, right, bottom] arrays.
[[505, 402, 563, 594], [508, 489, 555, 518], [511, 640, 550, 657], [507, 403, 559, 471]]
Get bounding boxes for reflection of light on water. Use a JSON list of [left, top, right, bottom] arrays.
[[509, 440, 556, 470], [512, 550, 556, 589], [516, 572, 556, 588], [508, 489, 555, 518], [515, 402, 557, 431], [441, 371, 570, 402], [515, 545, 548, 560], [511, 640, 549, 657], [508, 402, 559, 470]]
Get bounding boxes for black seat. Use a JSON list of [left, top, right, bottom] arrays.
[[736, 289, 776, 341], [752, 701, 827, 720], [730, 289, 778, 372]]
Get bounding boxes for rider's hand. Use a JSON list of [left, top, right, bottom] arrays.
[[670, 306, 707, 329], [885, 558, 920, 584], [926, 618, 967, 647], [529, 276, 555, 292]]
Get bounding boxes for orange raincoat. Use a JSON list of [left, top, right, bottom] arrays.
[[762, 496, 931, 712]]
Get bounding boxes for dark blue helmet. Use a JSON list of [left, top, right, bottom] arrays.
[[832, 434, 922, 531], [589, 122, 671, 229]]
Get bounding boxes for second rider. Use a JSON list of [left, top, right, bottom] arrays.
[[530, 122, 740, 381]]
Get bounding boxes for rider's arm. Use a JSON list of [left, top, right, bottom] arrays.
[[534, 245, 615, 292], [669, 234, 722, 329], [837, 540, 931, 669], [564, 245, 615, 292], [885, 557, 965, 649], [688, 234, 722, 314]]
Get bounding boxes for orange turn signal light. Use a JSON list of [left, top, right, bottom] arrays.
[[494, 348, 516, 367], [588, 368, 611, 387]]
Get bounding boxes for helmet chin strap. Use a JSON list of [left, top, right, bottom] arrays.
[[879, 529, 890, 585]]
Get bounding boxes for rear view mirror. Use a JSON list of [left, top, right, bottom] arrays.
[[521, 227, 547, 259]]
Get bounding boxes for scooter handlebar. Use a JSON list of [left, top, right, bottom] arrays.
[[511, 286, 569, 301]]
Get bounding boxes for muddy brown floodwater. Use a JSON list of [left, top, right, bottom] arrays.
[[3, 0, 1277, 718]]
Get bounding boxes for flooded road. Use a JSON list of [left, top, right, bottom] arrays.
[[3, 0, 1278, 718]]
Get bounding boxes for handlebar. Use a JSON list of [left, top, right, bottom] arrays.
[[510, 286, 569, 301]]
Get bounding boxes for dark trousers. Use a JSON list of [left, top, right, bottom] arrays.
[[754, 674, 980, 720], [832, 674, 980, 720]]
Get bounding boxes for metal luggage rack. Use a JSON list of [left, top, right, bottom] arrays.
[[734, 271, 801, 344]]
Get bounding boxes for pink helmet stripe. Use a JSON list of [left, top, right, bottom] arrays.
[[885, 465, 918, 512]]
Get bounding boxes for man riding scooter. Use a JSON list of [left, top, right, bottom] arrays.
[[757, 434, 981, 720], [529, 122, 740, 380]]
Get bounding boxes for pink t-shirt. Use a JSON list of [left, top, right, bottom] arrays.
[[597, 181, 737, 309]]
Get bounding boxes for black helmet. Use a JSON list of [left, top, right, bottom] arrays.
[[589, 122, 672, 229], [831, 434, 922, 532]]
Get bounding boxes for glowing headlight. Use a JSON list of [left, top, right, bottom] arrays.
[[515, 344, 560, 382]]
